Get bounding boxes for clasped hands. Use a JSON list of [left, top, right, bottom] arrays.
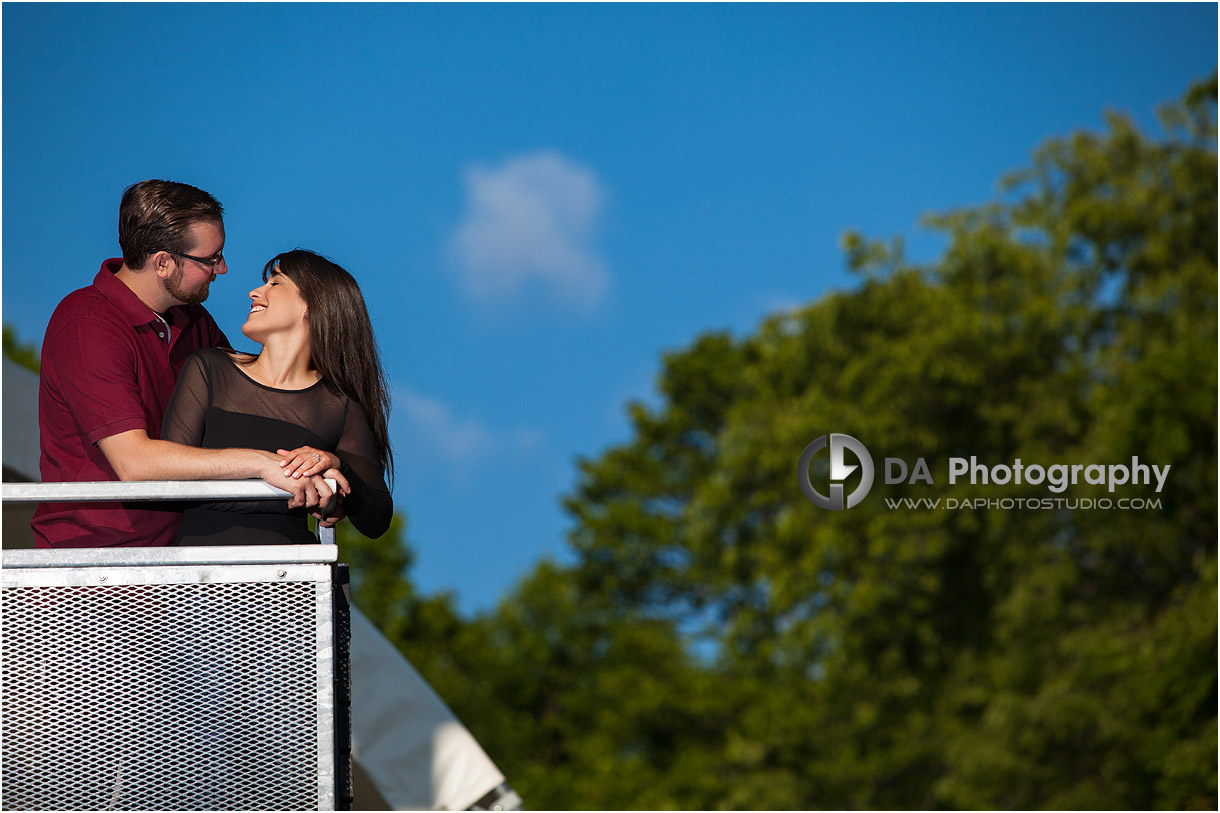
[[260, 445, 351, 527]]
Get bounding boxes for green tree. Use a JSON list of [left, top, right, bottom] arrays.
[[3, 324, 40, 372], [345, 77, 1215, 810], [336, 516, 734, 809], [560, 76, 1216, 808]]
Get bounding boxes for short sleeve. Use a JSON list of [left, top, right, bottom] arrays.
[[48, 316, 149, 444], [162, 351, 214, 447], [335, 399, 393, 538]]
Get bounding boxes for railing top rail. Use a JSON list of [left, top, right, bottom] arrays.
[[1, 479, 332, 503], [1, 544, 339, 569], [1, 480, 339, 546]]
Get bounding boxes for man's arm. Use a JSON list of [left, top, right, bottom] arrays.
[[97, 429, 322, 508]]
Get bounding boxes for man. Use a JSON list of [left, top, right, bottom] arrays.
[[34, 179, 320, 548]]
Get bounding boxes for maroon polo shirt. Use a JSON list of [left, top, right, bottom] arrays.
[[32, 259, 228, 547]]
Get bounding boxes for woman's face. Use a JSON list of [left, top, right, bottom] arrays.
[[242, 270, 309, 343]]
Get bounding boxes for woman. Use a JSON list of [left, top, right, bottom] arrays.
[[159, 253, 519, 808], [162, 249, 393, 545]]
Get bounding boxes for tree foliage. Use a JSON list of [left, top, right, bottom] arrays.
[[345, 77, 1217, 809], [3, 324, 40, 373]]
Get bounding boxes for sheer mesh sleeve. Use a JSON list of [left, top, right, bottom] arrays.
[[163, 349, 392, 539], [335, 399, 393, 539], [161, 351, 212, 445]]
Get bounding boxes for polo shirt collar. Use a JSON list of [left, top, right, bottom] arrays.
[[92, 258, 168, 327]]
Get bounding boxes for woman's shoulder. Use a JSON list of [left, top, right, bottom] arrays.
[[319, 379, 357, 409], [189, 346, 228, 360], [189, 346, 255, 365], [186, 347, 258, 379]]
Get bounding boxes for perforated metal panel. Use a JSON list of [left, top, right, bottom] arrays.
[[2, 548, 343, 811]]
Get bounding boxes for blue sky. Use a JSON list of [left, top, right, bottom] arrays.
[[3, 3, 1214, 614]]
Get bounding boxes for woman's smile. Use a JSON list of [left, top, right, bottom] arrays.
[[242, 271, 307, 340]]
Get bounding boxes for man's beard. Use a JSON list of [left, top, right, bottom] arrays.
[[165, 267, 213, 306]]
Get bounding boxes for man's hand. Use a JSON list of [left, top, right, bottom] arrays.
[[97, 430, 328, 510], [254, 451, 323, 509]]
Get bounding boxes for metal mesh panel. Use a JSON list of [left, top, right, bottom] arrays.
[[3, 570, 332, 810]]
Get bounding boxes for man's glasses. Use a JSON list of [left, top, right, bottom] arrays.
[[161, 249, 225, 270]]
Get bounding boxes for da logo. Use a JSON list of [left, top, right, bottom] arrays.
[[797, 433, 875, 510]]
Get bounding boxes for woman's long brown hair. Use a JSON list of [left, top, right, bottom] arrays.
[[264, 249, 393, 485]]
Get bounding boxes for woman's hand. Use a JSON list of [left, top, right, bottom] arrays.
[[310, 467, 351, 528], [278, 446, 341, 480], [313, 498, 348, 528], [311, 475, 340, 520], [321, 467, 351, 497], [254, 449, 316, 509]]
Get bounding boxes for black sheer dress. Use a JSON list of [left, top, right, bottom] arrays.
[[161, 347, 392, 545]]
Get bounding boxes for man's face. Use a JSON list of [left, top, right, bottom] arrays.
[[164, 220, 227, 306]]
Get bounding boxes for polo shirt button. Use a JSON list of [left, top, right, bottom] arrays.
[[158, 332, 165, 338]]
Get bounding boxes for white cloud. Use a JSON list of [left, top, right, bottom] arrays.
[[449, 150, 610, 308], [396, 389, 494, 464], [393, 388, 543, 474]]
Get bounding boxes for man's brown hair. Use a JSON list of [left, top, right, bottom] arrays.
[[118, 180, 224, 269]]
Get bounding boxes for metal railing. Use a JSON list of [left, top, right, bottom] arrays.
[[1, 480, 351, 811], [2, 479, 338, 543]]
